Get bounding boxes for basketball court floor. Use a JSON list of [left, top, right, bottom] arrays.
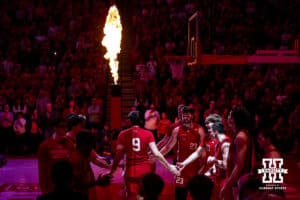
[[0, 154, 300, 200]]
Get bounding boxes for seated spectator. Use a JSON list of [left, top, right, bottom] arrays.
[[186, 174, 214, 200], [36, 160, 88, 200]]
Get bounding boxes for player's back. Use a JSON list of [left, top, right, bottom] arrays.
[[118, 126, 155, 165]]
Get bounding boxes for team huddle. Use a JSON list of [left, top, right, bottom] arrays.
[[37, 104, 284, 200], [103, 105, 239, 200]]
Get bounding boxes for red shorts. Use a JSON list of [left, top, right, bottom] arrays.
[[124, 163, 152, 197]]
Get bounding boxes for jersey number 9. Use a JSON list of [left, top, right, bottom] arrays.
[[132, 138, 141, 152]]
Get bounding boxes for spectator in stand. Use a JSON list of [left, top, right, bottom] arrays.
[[39, 102, 59, 139], [0, 104, 14, 154], [157, 112, 172, 141], [12, 98, 27, 116], [27, 109, 43, 154], [144, 103, 160, 142], [13, 112, 27, 154], [87, 97, 103, 129], [62, 99, 78, 119], [203, 100, 219, 120]]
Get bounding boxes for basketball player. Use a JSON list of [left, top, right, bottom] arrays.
[[105, 111, 179, 200], [38, 118, 74, 193], [220, 106, 253, 200], [65, 113, 110, 168], [159, 106, 206, 200], [207, 122, 231, 199]]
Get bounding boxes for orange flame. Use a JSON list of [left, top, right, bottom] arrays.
[[102, 5, 122, 85]]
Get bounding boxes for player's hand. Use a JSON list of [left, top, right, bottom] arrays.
[[96, 172, 112, 187], [169, 164, 180, 176], [207, 156, 216, 165], [176, 162, 185, 172]]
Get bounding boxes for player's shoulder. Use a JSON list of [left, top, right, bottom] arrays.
[[236, 129, 249, 140]]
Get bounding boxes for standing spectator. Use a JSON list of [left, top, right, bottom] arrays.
[[105, 111, 179, 200], [63, 99, 78, 119], [12, 98, 27, 116], [203, 100, 219, 120], [144, 103, 160, 141], [27, 109, 43, 154], [13, 112, 27, 154], [87, 97, 103, 129], [40, 102, 58, 139], [96, 123, 112, 156], [157, 112, 172, 141], [0, 104, 14, 154]]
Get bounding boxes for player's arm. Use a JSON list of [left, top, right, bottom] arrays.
[[198, 126, 206, 147], [149, 142, 179, 176], [177, 146, 204, 170], [90, 150, 111, 168], [221, 132, 248, 197], [108, 143, 124, 177], [156, 135, 170, 150], [159, 127, 178, 156], [215, 142, 230, 169], [156, 121, 177, 150]]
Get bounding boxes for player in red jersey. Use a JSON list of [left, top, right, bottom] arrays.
[[206, 122, 231, 199], [176, 114, 222, 175], [202, 114, 222, 175], [160, 106, 206, 200], [65, 113, 110, 168], [38, 118, 74, 193], [220, 107, 253, 200], [106, 111, 179, 200]]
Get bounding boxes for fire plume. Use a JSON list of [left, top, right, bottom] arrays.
[[102, 5, 122, 85]]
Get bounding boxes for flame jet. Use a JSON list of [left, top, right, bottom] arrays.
[[102, 5, 122, 85]]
